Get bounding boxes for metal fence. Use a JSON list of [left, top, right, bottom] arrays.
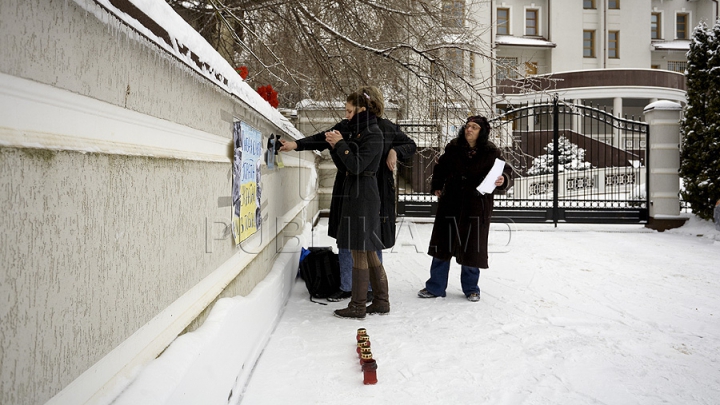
[[396, 97, 650, 224]]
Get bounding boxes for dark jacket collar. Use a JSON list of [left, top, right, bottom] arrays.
[[449, 137, 497, 153], [348, 111, 377, 134]]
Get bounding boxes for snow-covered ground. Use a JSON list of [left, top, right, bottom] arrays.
[[241, 216, 720, 405]]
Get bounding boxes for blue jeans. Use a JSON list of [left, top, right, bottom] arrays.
[[425, 257, 480, 297], [338, 248, 382, 292]]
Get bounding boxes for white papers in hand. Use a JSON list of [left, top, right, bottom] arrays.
[[476, 158, 505, 195]]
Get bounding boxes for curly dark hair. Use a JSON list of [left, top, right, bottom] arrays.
[[456, 115, 492, 147], [346, 90, 381, 115], [356, 86, 385, 116]]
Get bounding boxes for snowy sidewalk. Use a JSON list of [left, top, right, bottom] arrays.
[[241, 218, 720, 405]]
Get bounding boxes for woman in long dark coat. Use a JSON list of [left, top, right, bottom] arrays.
[[418, 115, 513, 302], [278, 88, 416, 306], [328, 86, 416, 304], [324, 91, 388, 319]]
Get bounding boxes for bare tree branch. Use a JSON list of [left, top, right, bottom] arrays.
[[167, 0, 499, 124]]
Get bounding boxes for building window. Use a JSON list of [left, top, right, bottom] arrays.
[[442, 0, 464, 28], [668, 60, 687, 73], [676, 13, 688, 39], [583, 0, 595, 9], [525, 61, 538, 76], [447, 48, 464, 76], [608, 0, 619, 9], [526, 9, 538, 36], [498, 57, 519, 80], [583, 30, 595, 58], [429, 99, 440, 120], [608, 31, 619, 58], [651, 12, 661, 39], [469, 53, 475, 78], [497, 8, 510, 35], [651, 64, 660, 69]]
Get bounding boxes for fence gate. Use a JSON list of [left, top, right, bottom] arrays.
[[397, 97, 650, 224]]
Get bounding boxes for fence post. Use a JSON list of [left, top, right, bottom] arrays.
[[643, 101, 687, 231], [552, 94, 560, 227]]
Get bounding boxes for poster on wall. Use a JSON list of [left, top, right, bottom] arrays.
[[265, 134, 276, 169], [265, 134, 285, 169], [232, 121, 263, 245]]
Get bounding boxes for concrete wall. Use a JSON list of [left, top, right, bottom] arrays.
[[607, 1, 652, 69], [496, 0, 716, 73], [503, 0, 549, 37], [494, 47, 551, 77], [0, 1, 317, 404], [652, 0, 717, 38], [576, 0, 652, 70]]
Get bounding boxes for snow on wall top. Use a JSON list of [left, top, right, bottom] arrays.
[[295, 99, 346, 110], [73, 0, 304, 139], [295, 98, 401, 112], [495, 35, 556, 48], [652, 40, 691, 51], [644, 100, 682, 112]]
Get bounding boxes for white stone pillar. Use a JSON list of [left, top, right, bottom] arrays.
[[573, 98, 582, 133], [643, 100, 686, 230], [613, 97, 623, 147], [613, 97, 623, 117], [527, 109, 535, 131]]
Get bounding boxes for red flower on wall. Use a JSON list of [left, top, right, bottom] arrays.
[[257, 84, 279, 108], [235, 66, 248, 80]]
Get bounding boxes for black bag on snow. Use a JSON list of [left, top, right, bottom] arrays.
[[299, 247, 340, 304]]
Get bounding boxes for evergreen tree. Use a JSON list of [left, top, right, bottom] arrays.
[[528, 136, 593, 175], [679, 20, 720, 221]]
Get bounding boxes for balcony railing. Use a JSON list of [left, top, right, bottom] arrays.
[[497, 69, 686, 95]]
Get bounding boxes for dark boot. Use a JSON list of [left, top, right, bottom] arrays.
[[334, 267, 368, 319], [366, 265, 390, 315]]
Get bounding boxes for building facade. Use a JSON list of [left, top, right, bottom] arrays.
[[297, 1, 717, 134], [487, 0, 718, 117], [389, 1, 709, 223]]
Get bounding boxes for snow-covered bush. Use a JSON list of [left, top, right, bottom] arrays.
[[528, 136, 593, 175]]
